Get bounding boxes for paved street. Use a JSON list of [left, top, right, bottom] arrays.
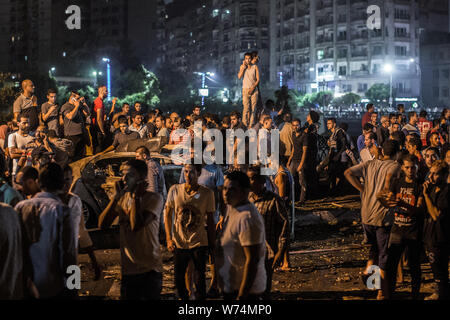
[[77, 196, 441, 300]]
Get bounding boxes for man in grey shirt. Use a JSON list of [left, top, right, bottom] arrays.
[[13, 79, 40, 132], [238, 52, 260, 128], [345, 140, 401, 300], [41, 89, 59, 134]]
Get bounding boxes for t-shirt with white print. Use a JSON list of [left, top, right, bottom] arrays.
[[165, 184, 215, 249]]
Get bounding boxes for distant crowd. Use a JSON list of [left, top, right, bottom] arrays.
[[0, 79, 449, 300]]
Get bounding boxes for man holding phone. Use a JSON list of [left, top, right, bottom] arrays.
[[60, 92, 90, 161], [238, 52, 260, 128], [98, 159, 164, 300]]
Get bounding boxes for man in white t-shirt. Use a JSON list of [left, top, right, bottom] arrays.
[[7, 115, 35, 178], [98, 159, 164, 300], [164, 163, 216, 300], [360, 131, 379, 163], [216, 170, 266, 300]]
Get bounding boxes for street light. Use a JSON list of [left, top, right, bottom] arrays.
[[102, 57, 111, 101], [194, 72, 215, 106], [384, 63, 393, 108]]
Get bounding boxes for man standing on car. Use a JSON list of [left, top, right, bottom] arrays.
[[98, 159, 164, 300], [92, 86, 108, 154]]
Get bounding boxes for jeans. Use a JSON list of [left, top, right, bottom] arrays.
[[386, 237, 422, 297], [362, 224, 391, 270], [174, 246, 208, 300], [91, 126, 105, 154], [67, 134, 86, 162], [242, 88, 258, 128], [121, 270, 162, 300], [426, 244, 450, 300]]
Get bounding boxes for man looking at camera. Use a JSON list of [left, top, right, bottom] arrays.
[[98, 159, 164, 300]]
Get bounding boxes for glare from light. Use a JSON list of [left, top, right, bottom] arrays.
[[409, 58, 415, 63], [102, 57, 110, 62], [383, 64, 393, 73], [51, 67, 56, 72], [93, 71, 97, 76]]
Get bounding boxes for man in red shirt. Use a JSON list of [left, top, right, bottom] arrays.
[[361, 103, 374, 129], [92, 86, 108, 154], [417, 110, 433, 147]]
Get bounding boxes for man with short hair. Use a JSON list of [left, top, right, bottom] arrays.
[[129, 112, 149, 139], [15, 163, 77, 299], [362, 103, 374, 128], [422, 160, 449, 300], [379, 154, 424, 299], [238, 52, 260, 127], [60, 92, 90, 161], [377, 115, 390, 148], [402, 112, 420, 137], [111, 103, 130, 131], [41, 89, 59, 135], [192, 106, 201, 117], [155, 115, 170, 140], [164, 163, 216, 300], [146, 110, 157, 137], [360, 132, 379, 163], [247, 166, 288, 296], [102, 118, 140, 154], [8, 115, 35, 179], [216, 171, 267, 300], [98, 159, 164, 300], [418, 110, 433, 147], [357, 123, 375, 153], [135, 146, 166, 197], [345, 140, 401, 300], [13, 80, 40, 132]]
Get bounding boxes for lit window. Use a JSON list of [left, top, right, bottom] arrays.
[[317, 50, 324, 60], [24, 55, 28, 61], [63, 52, 66, 57], [225, 10, 230, 14], [212, 9, 219, 17]]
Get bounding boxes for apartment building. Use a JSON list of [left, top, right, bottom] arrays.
[[272, 0, 422, 99]]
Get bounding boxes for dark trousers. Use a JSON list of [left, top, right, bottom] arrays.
[[426, 244, 450, 300], [91, 126, 105, 154], [386, 237, 422, 297], [121, 270, 162, 300], [174, 246, 208, 300], [265, 257, 274, 297], [362, 224, 391, 270], [67, 134, 85, 162]]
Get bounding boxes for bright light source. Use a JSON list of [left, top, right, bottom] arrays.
[[207, 72, 215, 77], [93, 71, 97, 76], [99, 72, 103, 75], [102, 57, 110, 62], [383, 64, 393, 73], [409, 58, 415, 63], [51, 67, 56, 72], [309, 67, 315, 72]]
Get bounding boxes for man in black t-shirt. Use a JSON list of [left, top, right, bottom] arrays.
[[379, 154, 424, 299], [422, 160, 449, 300]]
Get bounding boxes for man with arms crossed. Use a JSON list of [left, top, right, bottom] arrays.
[[238, 52, 260, 128]]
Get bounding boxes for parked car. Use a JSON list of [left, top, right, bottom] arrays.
[[70, 137, 181, 229]]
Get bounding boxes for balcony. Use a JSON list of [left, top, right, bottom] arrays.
[[337, 0, 347, 5], [351, 13, 366, 22], [240, 21, 256, 28], [283, 44, 295, 51], [317, 1, 333, 10], [317, 17, 333, 27], [351, 32, 368, 40], [323, 52, 334, 59], [338, 15, 347, 23], [283, 28, 294, 36], [337, 35, 347, 41], [316, 35, 333, 44], [297, 42, 309, 49], [394, 14, 411, 21], [352, 70, 370, 76], [395, 33, 410, 40], [284, 12, 295, 20], [350, 0, 367, 5], [351, 50, 368, 57], [240, 8, 256, 16], [298, 25, 309, 33]]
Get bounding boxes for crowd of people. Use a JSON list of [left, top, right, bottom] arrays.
[[0, 73, 449, 301]]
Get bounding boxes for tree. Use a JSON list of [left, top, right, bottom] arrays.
[[365, 84, 394, 104], [0, 73, 16, 117], [332, 93, 361, 107], [298, 91, 334, 109]]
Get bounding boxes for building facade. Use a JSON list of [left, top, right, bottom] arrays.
[[272, 0, 421, 100], [421, 32, 450, 107]]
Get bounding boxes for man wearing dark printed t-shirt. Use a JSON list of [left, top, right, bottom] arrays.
[[422, 160, 449, 300], [379, 154, 424, 299]]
